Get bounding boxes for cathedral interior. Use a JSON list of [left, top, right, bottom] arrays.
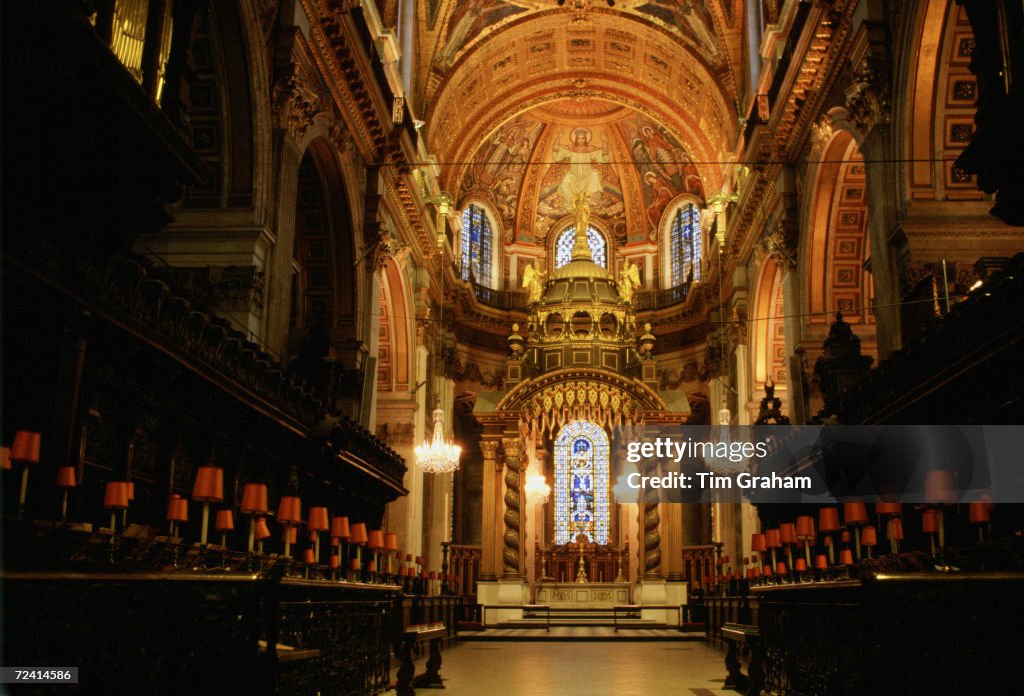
[[3, 1, 1024, 694]]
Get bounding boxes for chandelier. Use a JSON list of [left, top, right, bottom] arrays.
[[524, 471, 551, 502], [415, 405, 461, 474]]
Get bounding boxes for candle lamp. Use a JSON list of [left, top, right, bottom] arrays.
[[969, 501, 991, 542], [276, 495, 302, 558], [56, 466, 77, 521], [166, 493, 188, 538], [215, 509, 234, 547], [843, 500, 869, 560], [1, 446, 11, 470], [819, 507, 840, 564], [924, 470, 957, 552], [795, 515, 815, 567], [307, 506, 329, 563], [384, 532, 398, 575], [240, 483, 269, 553], [860, 525, 878, 558], [192, 466, 224, 546], [331, 516, 351, 574], [765, 529, 781, 570], [887, 516, 904, 555], [350, 523, 368, 580], [922, 509, 940, 554], [779, 522, 797, 569], [12, 430, 42, 515], [838, 548, 854, 566], [368, 530, 384, 579], [104, 481, 130, 532], [875, 502, 903, 555]]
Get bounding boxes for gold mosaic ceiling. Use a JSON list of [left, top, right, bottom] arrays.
[[418, 1, 745, 219]]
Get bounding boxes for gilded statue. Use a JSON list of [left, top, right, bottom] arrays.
[[618, 258, 641, 304], [574, 190, 591, 232], [521, 261, 546, 304]]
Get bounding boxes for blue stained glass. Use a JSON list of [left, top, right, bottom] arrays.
[[670, 203, 702, 286], [461, 204, 492, 285], [554, 420, 610, 544], [555, 226, 607, 269]]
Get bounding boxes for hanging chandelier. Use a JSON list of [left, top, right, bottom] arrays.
[[524, 471, 551, 502], [415, 404, 461, 474]]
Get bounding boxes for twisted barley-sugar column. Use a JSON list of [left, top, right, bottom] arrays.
[[502, 438, 524, 577], [643, 455, 662, 577]]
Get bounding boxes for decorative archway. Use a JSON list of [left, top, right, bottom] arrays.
[[751, 257, 787, 412]]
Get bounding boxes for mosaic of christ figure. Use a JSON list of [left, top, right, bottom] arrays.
[[552, 128, 611, 209]]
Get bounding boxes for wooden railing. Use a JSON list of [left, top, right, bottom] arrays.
[[536, 542, 629, 584], [681, 544, 719, 591], [448, 544, 482, 624]]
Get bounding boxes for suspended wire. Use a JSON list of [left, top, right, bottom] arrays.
[[369, 155, 985, 167]]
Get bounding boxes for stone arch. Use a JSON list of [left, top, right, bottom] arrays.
[[377, 258, 413, 393], [802, 128, 875, 358], [749, 256, 787, 418]]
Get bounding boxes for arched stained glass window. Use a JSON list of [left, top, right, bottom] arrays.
[[555, 227, 607, 269], [460, 204, 492, 285], [670, 202, 702, 285], [554, 420, 610, 544]]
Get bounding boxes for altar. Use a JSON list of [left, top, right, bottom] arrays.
[[533, 582, 631, 608]]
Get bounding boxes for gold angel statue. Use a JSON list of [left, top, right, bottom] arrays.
[[522, 260, 546, 304], [618, 259, 641, 304]]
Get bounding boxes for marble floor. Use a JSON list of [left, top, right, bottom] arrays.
[[388, 640, 736, 696]]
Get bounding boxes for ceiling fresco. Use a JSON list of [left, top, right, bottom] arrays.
[[457, 100, 705, 247]]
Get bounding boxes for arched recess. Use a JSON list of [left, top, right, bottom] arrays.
[[803, 128, 876, 354], [377, 258, 412, 393], [750, 256, 787, 416], [550, 221, 611, 272], [903, 0, 981, 202], [287, 137, 362, 397], [183, 1, 256, 208]]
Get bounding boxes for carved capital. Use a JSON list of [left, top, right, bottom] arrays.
[[366, 228, 408, 273], [845, 62, 891, 136], [272, 65, 321, 141]]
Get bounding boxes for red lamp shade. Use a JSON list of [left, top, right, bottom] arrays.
[[367, 560, 377, 573], [368, 530, 385, 550], [888, 518, 904, 541], [56, 466, 77, 488], [750, 533, 767, 552], [861, 525, 878, 547], [814, 554, 829, 570], [415, 556, 424, 566], [795, 515, 815, 539], [819, 507, 841, 533], [215, 509, 234, 532], [762, 565, 773, 577], [103, 481, 130, 510], [127, 482, 135, 501], [307, 506, 329, 533], [875, 501, 903, 515], [329, 555, 340, 569], [838, 549, 854, 565], [254, 517, 272, 541], [166, 494, 188, 523], [277, 495, 302, 525], [925, 471, 957, 505], [843, 501, 869, 525], [11, 430, 41, 463], [751, 566, 761, 578], [351, 558, 361, 571], [776, 562, 787, 576], [428, 571, 437, 580], [921, 509, 940, 533], [399, 566, 408, 576], [286, 526, 298, 544], [331, 516, 351, 540], [384, 532, 399, 552], [405, 553, 413, 563], [350, 523, 368, 545], [303, 549, 315, 565], [1, 446, 12, 470], [969, 501, 991, 524], [840, 530, 851, 544], [765, 529, 781, 548], [795, 558, 807, 572], [779, 523, 797, 545], [240, 483, 269, 515], [191, 466, 224, 503]]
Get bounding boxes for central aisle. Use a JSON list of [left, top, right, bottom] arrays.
[[389, 640, 733, 696]]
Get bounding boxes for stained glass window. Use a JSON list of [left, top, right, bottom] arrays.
[[554, 420, 610, 544], [670, 202, 702, 285], [460, 204, 492, 286], [555, 226, 607, 269]]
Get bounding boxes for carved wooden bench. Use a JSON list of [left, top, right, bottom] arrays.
[[394, 622, 446, 696], [721, 622, 764, 696]]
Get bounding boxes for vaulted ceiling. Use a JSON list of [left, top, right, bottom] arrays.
[[415, 1, 745, 246]]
